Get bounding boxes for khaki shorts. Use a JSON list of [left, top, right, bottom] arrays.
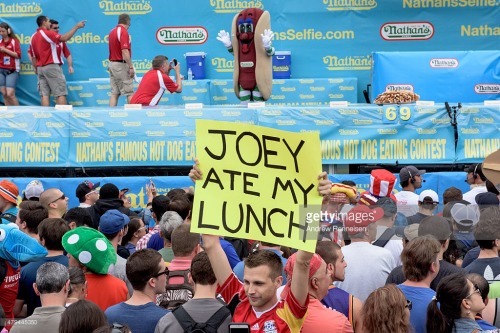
[[109, 61, 133, 96], [38, 64, 67, 97]]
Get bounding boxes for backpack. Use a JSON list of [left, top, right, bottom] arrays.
[[157, 269, 194, 310], [0, 213, 16, 224], [172, 303, 231, 333], [372, 228, 396, 248]]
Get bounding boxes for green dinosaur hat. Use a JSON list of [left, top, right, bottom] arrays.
[[62, 227, 116, 275]]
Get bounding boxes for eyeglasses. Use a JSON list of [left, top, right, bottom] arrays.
[[150, 268, 168, 279], [53, 26, 59, 30], [405, 299, 412, 310], [50, 193, 66, 204], [465, 284, 481, 299], [138, 225, 148, 233]]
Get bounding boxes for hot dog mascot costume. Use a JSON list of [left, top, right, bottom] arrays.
[[217, 8, 274, 101]]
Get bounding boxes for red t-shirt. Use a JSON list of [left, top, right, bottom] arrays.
[[130, 69, 179, 105], [29, 28, 62, 66], [108, 25, 131, 61], [217, 273, 308, 333], [85, 273, 128, 311], [0, 261, 20, 330], [0, 37, 21, 70]]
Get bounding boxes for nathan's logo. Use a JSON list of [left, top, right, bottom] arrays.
[[212, 57, 234, 72], [99, 0, 152, 15], [20, 62, 35, 75], [210, 0, 263, 13], [474, 84, 500, 94], [157, 26, 208, 45], [323, 55, 371, 71], [430, 58, 458, 68], [0, 2, 42, 17], [386, 84, 414, 92], [323, 0, 377, 11], [380, 22, 434, 41]]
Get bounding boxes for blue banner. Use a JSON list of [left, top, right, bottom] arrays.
[[1, 0, 498, 105]]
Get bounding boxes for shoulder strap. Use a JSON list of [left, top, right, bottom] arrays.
[[204, 305, 231, 332], [0, 212, 16, 223], [372, 228, 396, 248], [172, 305, 196, 332]]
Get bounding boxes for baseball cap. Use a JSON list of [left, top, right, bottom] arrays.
[[418, 216, 452, 241], [399, 166, 426, 183], [24, 180, 44, 200], [75, 180, 100, 201], [475, 192, 500, 206], [450, 203, 480, 228], [344, 205, 384, 235], [99, 209, 130, 235], [0, 180, 19, 204], [403, 224, 420, 241], [419, 189, 439, 204]]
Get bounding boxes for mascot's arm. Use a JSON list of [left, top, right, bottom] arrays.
[[217, 30, 234, 54], [261, 29, 275, 56]]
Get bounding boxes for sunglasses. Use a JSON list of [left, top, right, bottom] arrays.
[[150, 268, 168, 279], [50, 193, 66, 204], [405, 299, 412, 310], [465, 284, 481, 299]]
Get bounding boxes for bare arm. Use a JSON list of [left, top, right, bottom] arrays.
[[352, 296, 364, 333], [173, 64, 182, 93], [0, 46, 19, 58], [60, 20, 86, 42], [66, 54, 74, 74], [290, 250, 313, 306], [121, 49, 134, 78], [202, 234, 233, 285]]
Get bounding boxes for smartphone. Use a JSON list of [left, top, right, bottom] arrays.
[[170, 58, 177, 67], [149, 177, 155, 188], [228, 323, 250, 333]]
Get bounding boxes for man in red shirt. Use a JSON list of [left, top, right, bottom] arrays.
[[108, 13, 133, 106], [29, 15, 85, 106], [203, 233, 312, 333], [49, 20, 74, 75], [130, 55, 182, 106]]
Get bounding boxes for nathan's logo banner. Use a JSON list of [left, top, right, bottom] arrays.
[[191, 120, 322, 252]]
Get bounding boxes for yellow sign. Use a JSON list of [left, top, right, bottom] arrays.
[[191, 120, 322, 252]]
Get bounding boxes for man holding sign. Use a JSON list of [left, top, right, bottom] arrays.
[[189, 120, 333, 332]]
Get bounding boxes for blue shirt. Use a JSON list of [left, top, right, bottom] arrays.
[[1, 206, 18, 224], [233, 248, 287, 285], [105, 302, 169, 333], [220, 238, 241, 270], [18, 255, 69, 316], [147, 232, 164, 251], [398, 284, 435, 333]]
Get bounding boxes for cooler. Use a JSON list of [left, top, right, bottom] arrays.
[[272, 51, 291, 79]]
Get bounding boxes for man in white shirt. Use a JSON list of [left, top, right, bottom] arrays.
[[395, 166, 426, 217], [463, 163, 488, 205]]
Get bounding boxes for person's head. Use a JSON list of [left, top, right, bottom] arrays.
[[68, 266, 87, 300], [38, 218, 70, 251], [168, 195, 192, 221], [466, 163, 487, 185], [418, 189, 439, 211], [117, 13, 131, 27], [34, 262, 70, 296], [99, 209, 130, 242], [36, 15, 50, 28], [363, 284, 411, 333], [126, 249, 166, 294], [284, 252, 328, 299], [474, 206, 500, 250], [152, 55, 169, 72], [418, 215, 452, 247], [59, 300, 108, 333], [443, 187, 463, 205], [39, 188, 68, 217], [344, 205, 384, 242], [403, 223, 420, 245], [16, 200, 48, 234], [401, 235, 441, 282], [466, 273, 489, 304], [190, 251, 216, 286], [315, 241, 347, 281], [98, 183, 119, 200], [159, 211, 184, 243], [243, 250, 283, 310], [0, 22, 15, 39], [64, 207, 93, 229], [0, 179, 19, 211], [375, 196, 397, 224], [171, 223, 200, 257], [22, 180, 44, 201], [475, 192, 500, 209], [151, 195, 170, 222], [427, 273, 485, 333], [121, 217, 147, 246], [49, 19, 59, 31], [399, 165, 425, 189], [76, 180, 100, 204], [450, 203, 480, 232]]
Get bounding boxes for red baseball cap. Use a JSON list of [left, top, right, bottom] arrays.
[[344, 205, 384, 235]]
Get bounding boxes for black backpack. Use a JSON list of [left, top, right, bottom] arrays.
[[0, 213, 16, 224], [372, 228, 396, 248], [157, 269, 194, 310], [172, 304, 231, 333]]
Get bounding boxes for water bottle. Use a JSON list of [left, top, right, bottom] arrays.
[[187, 68, 193, 80]]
